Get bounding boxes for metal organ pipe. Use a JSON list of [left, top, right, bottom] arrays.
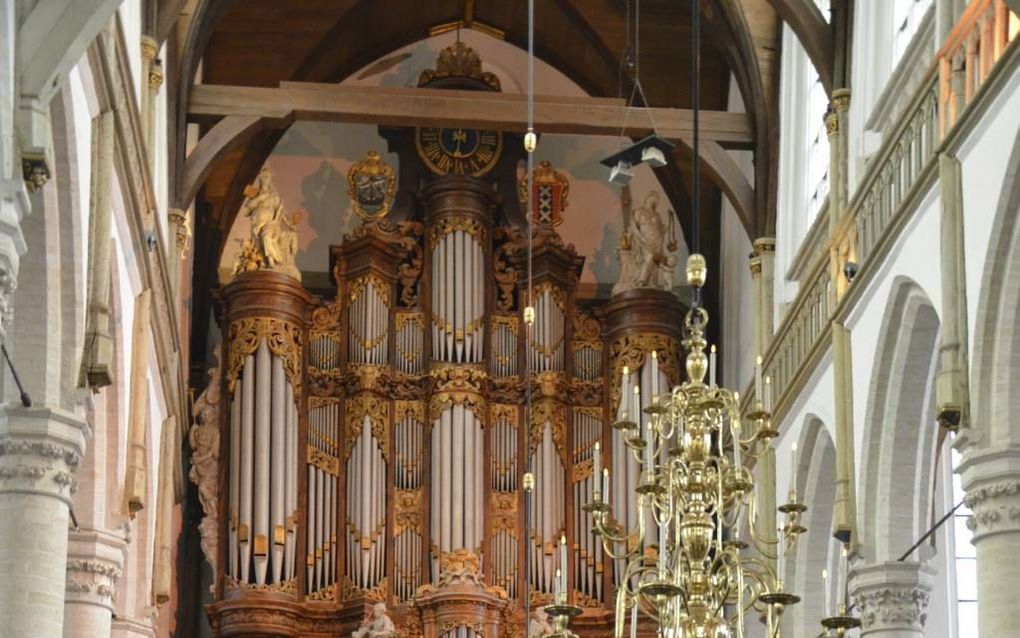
[[270, 357, 286, 584], [240, 354, 254, 583], [229, 379, 241, 580]]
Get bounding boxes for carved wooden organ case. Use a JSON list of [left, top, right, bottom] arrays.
[[207, 42, 686, 638]]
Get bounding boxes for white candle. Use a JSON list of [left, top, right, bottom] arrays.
[[620, 365, 630, 421], [630, 600, 638, 638], [602, 469, 610, 507], [593, 442, 602, 499], [651, 350, 659, 398], [732, 419, 742, 467], [764, 376, 773, 413], [554, 567, 562, 603], [632, 383, 641, 430], [838, 545, 849, 608], [790, 440, 798, 501], [776, 526, 785, 589], [755, 355, 763, 403], [823, 568, 831, 618], [560, 534, 567, 593], [709, 344, 717, 387]]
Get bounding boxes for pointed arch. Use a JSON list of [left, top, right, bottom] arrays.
[[970, 125, 1020, 446], [859, 277, 941, 561]]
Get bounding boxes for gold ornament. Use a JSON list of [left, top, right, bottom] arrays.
[[348, 151, 396, 221]]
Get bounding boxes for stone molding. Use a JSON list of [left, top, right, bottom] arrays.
[[66, 528, 127, 613], [849, 561, 934, 635], [958, 445, 1020, 540], [0, 406, 90, 504]]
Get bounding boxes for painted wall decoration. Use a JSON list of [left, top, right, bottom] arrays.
[[219, 29, 687, 291]]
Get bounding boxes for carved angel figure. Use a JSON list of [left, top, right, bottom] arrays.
[[235, 166, 301, 280], [528, 609, 555, 638], [613, 190, 678, 295], [353, 602, 397, 638], [190, 351, 222, 574]]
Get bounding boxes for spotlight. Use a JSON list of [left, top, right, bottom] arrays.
[[608, 161, 634, 186], [600, 134, 676, 183], [842, 260, 859, 282]]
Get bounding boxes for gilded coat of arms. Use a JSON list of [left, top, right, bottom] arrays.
[[348, 151, 396, 221]]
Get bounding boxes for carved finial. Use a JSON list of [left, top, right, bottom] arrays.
[[418, 41, 500, 90]]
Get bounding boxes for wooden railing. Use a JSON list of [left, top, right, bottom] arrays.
[[939, 0, 1020, 135], [746, 0, 1019, 418]]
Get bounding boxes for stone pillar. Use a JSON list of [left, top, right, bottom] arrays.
[[0, 179, 30, 342], [849, 561, 934, 637], [958, 445, 1020, 638], [0, 406, 89, 638], [831, 89, 851, 217], [64, 528, 127, 638]]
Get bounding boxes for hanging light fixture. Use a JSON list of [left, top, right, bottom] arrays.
[[584, 2, 807, 637], [600, 0, 675, 185]]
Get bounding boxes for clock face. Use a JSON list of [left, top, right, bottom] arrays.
[[415, 127, 502, 176]]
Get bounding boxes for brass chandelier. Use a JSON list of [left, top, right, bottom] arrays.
[[584, 255, 807, 638]]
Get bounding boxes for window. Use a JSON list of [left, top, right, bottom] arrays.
[[894, 0, 933, 62], [950, 447, 978, 637], [805, 74, 829, 222]]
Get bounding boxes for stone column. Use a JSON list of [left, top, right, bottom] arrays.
[[958, 445, 1020, 638], [0, 406, 89, 638], [64, 528, 126, 638], [849, 561, 934, 637], [0, 178, 30, 342]]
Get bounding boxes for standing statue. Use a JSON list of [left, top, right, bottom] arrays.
[[613, 190, 679, 296], [190, 351, 222, 578], [352, 602, 397, 638], [234, 166, 301, 280]]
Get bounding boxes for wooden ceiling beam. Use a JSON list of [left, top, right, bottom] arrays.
[[766, 0, 834, 95], [187, 82, 755, 146]]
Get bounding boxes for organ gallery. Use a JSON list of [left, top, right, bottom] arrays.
[[196, 43, 693, 637]]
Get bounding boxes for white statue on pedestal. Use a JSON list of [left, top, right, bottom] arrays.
[[613, 190, 679, 296], [352, 602, 396, 638]]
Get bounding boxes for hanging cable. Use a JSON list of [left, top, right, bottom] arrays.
[[691, 0, 702, 310], [523, 0, 535, 633]]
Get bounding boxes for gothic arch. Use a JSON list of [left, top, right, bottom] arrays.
[[859, 277, 941, 562], [788, 415, 837, 637], [6, 85, 86, 410], [970, 125, 1020, 446]]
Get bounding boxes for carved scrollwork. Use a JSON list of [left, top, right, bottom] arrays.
[[609, 333, 682, 412], [227, 317, 303, 396], [572, 311, 602, 344], [529, 399, 567, 460], [190, 351, 222, 574], [224, 575, 298, 595], [569, 379, 604, 406], [490, 492, 518, 533], [438, 549, 482, 587], [394, 488, 424, 534], [350, 273, 392, 308], [429, 366, 488, 422], [345, 394, 391, 461], [492, 228, 524, 312], [427, 217, 486, 248]]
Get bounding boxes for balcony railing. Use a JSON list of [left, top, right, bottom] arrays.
[[749, 0, 1019, 419]]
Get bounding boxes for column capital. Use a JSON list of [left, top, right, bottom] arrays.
[[849, 560, 934, 635], [958, 445, 1020, 539], [66, 528, 127, 612], [0, 405, 90, 504], [752, 236, 776, 255], [831, 88, 852, 112]]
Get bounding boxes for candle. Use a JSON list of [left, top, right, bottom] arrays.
[[764, 376, 773, 413], [658, 519, 668, 575], [632, 383, 641, 432], [838, 545, 849, 608], [651, 350, 659, 398], [560, 533, 567, 594], [593, 442, 602, 499], [755, 355, 763, 403], [732, 419, 742, 467], [776, 526, 785, 589], [630, 600, 638, 638], [790, 440, 798, 501], [554, 567, 562, 603], [823, 568, 831, 618], [602, 469, 610, 507], [620, 365, 630, 421], [709, 345, 717, 387]]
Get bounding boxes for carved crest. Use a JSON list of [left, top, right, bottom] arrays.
[[417, 41, 500, 90], [348, 151, 396, 221], [519, 160, 570, 227]]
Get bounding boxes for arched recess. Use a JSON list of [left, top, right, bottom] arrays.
[[5, 85, 86, 411], [970, 126, 1020, 447], [788, 416, 837, 637], [858, 277, 941, 562]]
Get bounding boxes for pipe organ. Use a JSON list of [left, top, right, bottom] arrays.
[[205, 43, 686, 638]]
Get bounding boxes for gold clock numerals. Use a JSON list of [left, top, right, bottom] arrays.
[[415, 127, 502, 177]]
